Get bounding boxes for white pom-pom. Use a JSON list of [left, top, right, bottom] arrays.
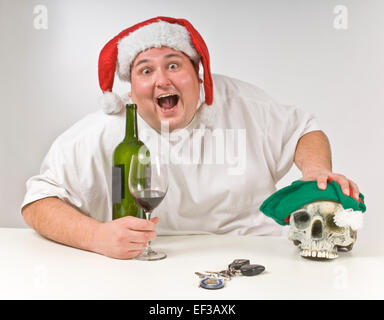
[[196, 84, 216, 127], [99, 91, 124, 115], [334, 208, 364, 230], [197, 104, 216, 127]]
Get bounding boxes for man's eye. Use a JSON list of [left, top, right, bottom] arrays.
[[142, 68, 151, 75], [169, 63, 178, 69]]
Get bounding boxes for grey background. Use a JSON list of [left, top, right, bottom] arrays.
[[1, 0, 382, 245]]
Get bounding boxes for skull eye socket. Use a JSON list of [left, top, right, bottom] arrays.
[[293, 211, 310, 229], [325, 214, 345, 233]]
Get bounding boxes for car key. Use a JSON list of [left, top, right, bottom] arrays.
[[203, 270, 232, 279], [239, 264, 265, 276], [228, 259, 250, 270]]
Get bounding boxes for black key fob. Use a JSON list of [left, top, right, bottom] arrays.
[[228, 259, 250, 270], [240, 264, 265, 276]]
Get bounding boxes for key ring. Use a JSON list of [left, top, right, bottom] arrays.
[[199, 276, 225, 290]]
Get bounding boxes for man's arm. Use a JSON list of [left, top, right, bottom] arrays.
[[294, 130, 360, 199], [22, 197, 158, 259]]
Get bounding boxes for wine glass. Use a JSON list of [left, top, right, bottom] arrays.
[[128, 153, 168, 261]]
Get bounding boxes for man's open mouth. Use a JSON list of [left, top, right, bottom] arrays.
[[157, 94, 179, 112]]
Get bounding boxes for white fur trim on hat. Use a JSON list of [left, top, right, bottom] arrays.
[[98, 91, 125, 115], [333, 208, 364, 231], [117, 20, 200, 81]]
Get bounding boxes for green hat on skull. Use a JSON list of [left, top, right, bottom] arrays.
[[260, 180, 366, 226]]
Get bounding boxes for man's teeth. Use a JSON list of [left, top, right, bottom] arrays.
[[157, 93, 177, 99]]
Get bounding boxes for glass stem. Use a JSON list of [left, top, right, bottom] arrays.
[[144, 210, 153, 255]]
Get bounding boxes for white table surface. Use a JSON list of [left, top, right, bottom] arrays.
[[0, 228, 383, 300]]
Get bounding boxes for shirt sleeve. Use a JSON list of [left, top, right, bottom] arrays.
[[20, 137, 83, 212], [266, 102, 320, 183]]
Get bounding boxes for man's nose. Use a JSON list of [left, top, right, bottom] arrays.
[[154, 69, 171, 88]]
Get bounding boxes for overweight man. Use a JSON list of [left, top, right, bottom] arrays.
[[21, 17, 360, 259]]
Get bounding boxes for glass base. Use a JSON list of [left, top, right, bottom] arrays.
[[135, 247, 167, 261]]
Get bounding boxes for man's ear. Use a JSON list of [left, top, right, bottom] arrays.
[[193, 61, 200, 73], [128, 92, 132, 97], [193, 61, 203, 84]]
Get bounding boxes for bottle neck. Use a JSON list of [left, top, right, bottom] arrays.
[[124, 104, 138, 141]]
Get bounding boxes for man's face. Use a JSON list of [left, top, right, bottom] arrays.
[[129, 47, 201, 132]]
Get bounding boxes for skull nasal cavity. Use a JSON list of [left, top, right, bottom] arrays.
[[311, 220, 323, 239]]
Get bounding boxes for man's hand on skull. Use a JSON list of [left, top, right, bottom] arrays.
[[300, 168, 360, 200]]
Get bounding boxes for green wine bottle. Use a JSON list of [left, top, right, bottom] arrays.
[[112, 104, 149, 220]]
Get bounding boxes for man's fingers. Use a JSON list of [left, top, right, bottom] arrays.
[[150, 217, 159, 224], [300, 174, 328, 190], [119, 216, 158, 231], [124, 241, 147, 251], [330, 174, 350, 195], [98, 216, 160, 259], [128, 229, 157, 243], [322, 176, 360, 199], [316, 176, 328, 190], [126, 250, 145, 259], [349, 179, 360, 199], [299, 171, 360, 199]]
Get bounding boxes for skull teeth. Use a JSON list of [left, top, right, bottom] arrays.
[[300, 249, 338, 259]]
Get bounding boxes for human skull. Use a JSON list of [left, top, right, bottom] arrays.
[[288, 200, 358, 260]]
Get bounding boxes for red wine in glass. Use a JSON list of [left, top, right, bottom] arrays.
[[131, 190, 166, 213]]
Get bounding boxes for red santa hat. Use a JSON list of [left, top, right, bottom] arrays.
[[98, 16, 213, 114]]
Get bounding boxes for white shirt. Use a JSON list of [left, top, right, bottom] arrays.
[[21, 74, 319, 236]]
